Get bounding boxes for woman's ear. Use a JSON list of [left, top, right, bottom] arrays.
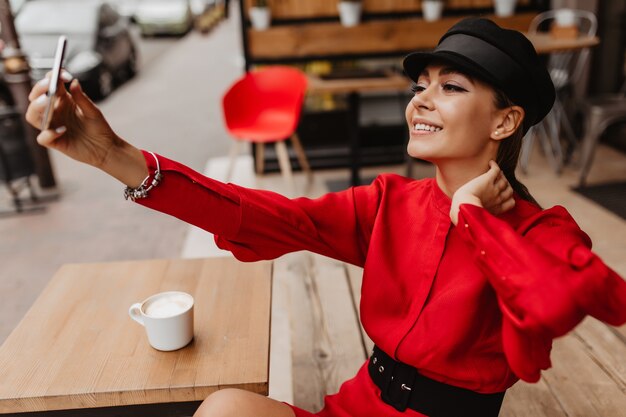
[[491, 106, 525, 141]]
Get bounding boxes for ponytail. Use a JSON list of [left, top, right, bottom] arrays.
[[493, 89, 540, 207]]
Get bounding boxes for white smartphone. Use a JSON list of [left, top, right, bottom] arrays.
[[41, 35, 67, 131]]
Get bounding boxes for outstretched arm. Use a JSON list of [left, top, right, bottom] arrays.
[[25, 73, 380, 266]]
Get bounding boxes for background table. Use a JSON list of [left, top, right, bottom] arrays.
[[308, 72, 410, 186], [0, 258, 272, 417], [526, 33, 599, 54]]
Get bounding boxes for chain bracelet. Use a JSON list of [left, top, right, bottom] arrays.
[[124, 151, 162, 201]]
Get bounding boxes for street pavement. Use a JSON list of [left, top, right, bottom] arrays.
[[0, 12, 243, 343]]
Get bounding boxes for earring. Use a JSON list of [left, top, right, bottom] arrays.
[[494, 130, 500, 135]]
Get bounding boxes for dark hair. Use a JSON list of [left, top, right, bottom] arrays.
[[492, 88, 540, 206]]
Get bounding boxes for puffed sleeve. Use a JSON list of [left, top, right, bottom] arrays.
[[456, 203, 626, 382], [135, 151, 381, 266]]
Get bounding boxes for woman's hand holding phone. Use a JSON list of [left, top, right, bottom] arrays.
[[25, 38, 148, 188]]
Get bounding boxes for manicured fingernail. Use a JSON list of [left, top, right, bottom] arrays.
[[61, 71, 73, 82], [37, 78, 50, 87], [34, 94, 49, 104], [55, 126, 67, 134]]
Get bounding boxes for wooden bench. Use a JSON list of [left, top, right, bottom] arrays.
[[284, 254, 626, 416]]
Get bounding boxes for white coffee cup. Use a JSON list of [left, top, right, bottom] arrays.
[[494, 0, 517, 17], [554, 9, 576, 27], [129, 291, 194, 351], [422, 0, 444, 22]]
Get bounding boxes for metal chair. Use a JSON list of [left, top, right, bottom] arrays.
[[520, 9, 598, 174], [221, 66, 312, 187], [577, 81, 626, 186]]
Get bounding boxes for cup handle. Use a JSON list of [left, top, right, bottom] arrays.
[[128, 303, 145, 326]]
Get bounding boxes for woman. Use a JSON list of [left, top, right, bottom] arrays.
[[26, 17, 626, 417]]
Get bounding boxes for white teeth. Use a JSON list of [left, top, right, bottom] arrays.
[[414, 123, 441, 132]]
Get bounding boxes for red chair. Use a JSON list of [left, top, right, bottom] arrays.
[[222, 66, 311, 185]]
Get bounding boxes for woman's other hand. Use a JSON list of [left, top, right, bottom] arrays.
[[450, 161, 515, 225], [25, 72, 148, 187]]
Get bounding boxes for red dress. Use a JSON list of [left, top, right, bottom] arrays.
[[137, 152, 626, 416]]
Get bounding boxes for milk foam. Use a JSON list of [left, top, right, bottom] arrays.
[[144, 294, 192, 318]]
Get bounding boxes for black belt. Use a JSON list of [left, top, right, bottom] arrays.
[[368, 346, 505, 417]]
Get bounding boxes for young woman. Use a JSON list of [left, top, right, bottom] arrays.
[[26, 17, 626, 417]]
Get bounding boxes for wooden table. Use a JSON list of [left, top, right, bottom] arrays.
[[0, 258, 272, 417], [526, 33, 600, 54], [524, 33, 600, 173]]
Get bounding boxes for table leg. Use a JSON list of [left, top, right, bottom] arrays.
[[347, 92, 361, 186]]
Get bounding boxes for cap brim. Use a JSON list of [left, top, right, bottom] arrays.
[[403, 50, 539, 134], [403, 50, 501, 90]]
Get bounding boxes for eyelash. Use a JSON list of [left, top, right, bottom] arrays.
[[410, 83, 467, 94]]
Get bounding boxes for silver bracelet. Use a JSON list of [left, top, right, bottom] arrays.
[[124, 151, 163, 201]]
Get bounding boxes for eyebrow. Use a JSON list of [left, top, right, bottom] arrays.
[[419, 67, 476, 85]]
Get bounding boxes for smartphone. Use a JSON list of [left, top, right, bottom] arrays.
[[41, 35, 67, 131]]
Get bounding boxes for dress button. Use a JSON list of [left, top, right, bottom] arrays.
[[464, 223, 469, 228], [379, 366, 385, 373], [372, 357, 377, 364], [570, 246, 593, 270]]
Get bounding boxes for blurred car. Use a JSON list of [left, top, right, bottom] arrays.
[[134, 0, 193, 36], [15, 0, 139, 100], [107, 0, 141, 22], [190, 0, 213, 17], [9, 0, 27, 15]]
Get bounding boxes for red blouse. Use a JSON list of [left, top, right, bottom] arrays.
[[137, 151, 626, 393]]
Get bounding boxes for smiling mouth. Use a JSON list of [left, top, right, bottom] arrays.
[[413, 123, 442, 133]]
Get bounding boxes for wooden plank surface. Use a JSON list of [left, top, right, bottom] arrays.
[[282, 252, 366, 412], [573, 318, 626, 393], [500, 319, 626, 416], [0, 258, 272, 413], [540, 333, 626, 416], [502, 379, 567, 417], [248, 13, 536, 59], [345, 264, 374, 355]]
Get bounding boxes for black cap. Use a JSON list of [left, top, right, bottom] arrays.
[[403, 17, 555, 133]]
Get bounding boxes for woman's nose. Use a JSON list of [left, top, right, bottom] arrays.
[[411, 86, 435, 110]]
